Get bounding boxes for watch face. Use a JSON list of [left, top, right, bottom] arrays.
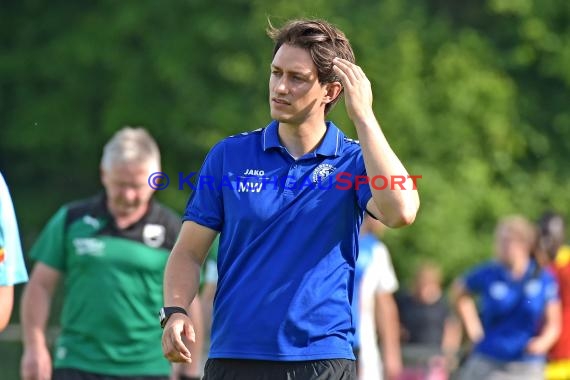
[[159, 308, 167, 323]]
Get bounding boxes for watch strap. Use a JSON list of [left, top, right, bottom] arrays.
[[159, 306, 188, 328]]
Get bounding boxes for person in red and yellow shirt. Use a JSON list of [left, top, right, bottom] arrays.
[[539, 212, 570, 380]]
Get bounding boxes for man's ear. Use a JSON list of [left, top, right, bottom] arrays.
[[323, 81, 342, 105], [100, 166, 107, 186]]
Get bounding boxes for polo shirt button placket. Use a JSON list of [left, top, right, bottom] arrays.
[[291, 163, 300, 184], [283, 162, 299, 199]]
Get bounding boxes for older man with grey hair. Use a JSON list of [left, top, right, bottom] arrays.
[[20, 127, 202, 380]]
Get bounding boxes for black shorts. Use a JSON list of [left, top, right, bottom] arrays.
[[203, 358, 356, 380], [352, 348, 360, 374], [53, 368, 169, 380]]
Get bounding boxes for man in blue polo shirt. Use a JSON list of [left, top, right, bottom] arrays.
[[160, 19, 420, 379]]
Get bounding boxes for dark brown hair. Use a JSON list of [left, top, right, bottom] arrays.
[[538, 211, 566, 261], [267, 19, 355, 114]]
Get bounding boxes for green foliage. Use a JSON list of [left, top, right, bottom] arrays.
[[1, 0, 568, 286]]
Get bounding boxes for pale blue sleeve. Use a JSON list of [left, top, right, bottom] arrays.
[[0, 173, 28, 286]]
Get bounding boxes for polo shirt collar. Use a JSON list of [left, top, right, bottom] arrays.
[[262, 120, 281, 151], [262, 120, 343, 158]]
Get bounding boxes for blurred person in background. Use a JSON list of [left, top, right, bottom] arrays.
[[538, 212, 570, 380], [199, 237, 219, 341], [397, 262, 462, 379], [20, 127, 203, 380], [352, 213, 401, 380], [0, 172, 29, 331], [452, 215, 561, 380]]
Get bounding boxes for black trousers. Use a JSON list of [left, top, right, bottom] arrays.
[[53, 368, 169, 380], [203, 358, 356, 380]]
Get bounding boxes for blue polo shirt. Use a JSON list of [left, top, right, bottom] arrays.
[[183, 120, 373, 361], [463, 260, 559, 362], [351, 233, 378, 350]]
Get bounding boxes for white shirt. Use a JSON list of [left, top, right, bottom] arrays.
[[358, 239, 398, 380]]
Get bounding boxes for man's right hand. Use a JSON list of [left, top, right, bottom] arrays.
[[21, 345, 52, 380], [162, 313, 195, 363]]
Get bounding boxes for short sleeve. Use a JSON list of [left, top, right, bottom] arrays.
[[544, 271, 559, 303], [372, 242, 399, 293], [29, 206, 69, 272], [183, 142, 225, 231], [463, 263, 494, 294], [0, 173, 28, 286], [355, 150, 373, 212]]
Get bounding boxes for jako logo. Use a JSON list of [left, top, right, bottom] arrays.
[[243, 169, 265, 176]]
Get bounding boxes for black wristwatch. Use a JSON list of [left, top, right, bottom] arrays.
[[158, 306, 188, 329]]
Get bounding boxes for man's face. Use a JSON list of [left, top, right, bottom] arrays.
[[269, 44, 329, 124], [495, 226, 529, 265], [101, 162, 155, 218], [414, 268, 442, 303]]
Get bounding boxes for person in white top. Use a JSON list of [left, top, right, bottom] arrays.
[[352, 214, 401, 380]]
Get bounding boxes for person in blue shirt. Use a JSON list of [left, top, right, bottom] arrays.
[[160, 18, 420, 380], [452, 215, 561, 380], [0, 171, 29, 331], [352, 214, 401, 380]]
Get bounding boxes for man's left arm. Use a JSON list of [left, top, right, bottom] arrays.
[[333, 58, 420, 227]]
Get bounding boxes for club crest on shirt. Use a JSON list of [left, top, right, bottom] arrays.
[[143, 224, 165, 248], [524, 279, 542, 298], [312, 163, 336, 184], [489, 281, 509, 300]]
